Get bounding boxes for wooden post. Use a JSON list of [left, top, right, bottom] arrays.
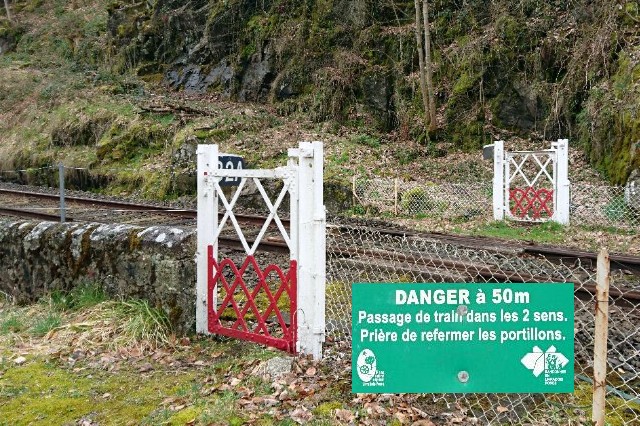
[[554, 139, 570, 225], [58, 163, 65, 223], [592, 247, 610, 426], [3, 0, 12, 22], [297, 142, 325, 360], [352, 175, 357, 209], [394, 178, 399, 215]]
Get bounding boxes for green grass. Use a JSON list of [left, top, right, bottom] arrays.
[[113, 299, 173, 347], [578, 224, 637, 235], [0, 359, 199, 425], [49, 283, 107, 312], [30, 313, 62, 336], [350, 133, 381, 148], [470, 220, 567, 244], [0, 315, 25, 334]]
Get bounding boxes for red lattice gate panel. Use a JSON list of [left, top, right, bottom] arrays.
[[509, 187, 554, 219], [207, 247, 298, 353]]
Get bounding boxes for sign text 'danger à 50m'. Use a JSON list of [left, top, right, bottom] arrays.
[[351, 283, 574, 393]]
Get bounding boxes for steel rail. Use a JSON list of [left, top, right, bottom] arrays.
[[0, 207, 74, 222], [1, 205, 638, 303], [0, 188, 285, 227], [328, 245, 640, 303], [3, 188, 637, 270], [333, 225, 640, 271], [2, 188, 639, 298]]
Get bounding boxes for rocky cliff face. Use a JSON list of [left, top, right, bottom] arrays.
[[0, 18, 19, 54], [105, 0, 640, 184]]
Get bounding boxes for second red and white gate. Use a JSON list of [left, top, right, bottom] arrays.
[[491, 140, 570, 225]]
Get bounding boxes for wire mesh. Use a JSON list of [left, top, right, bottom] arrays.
[[325, 219, 640, 424], [572, 184, 640, 229], [353, 176, 640, 230]]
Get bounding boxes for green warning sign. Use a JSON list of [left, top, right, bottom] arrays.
[[351, 283, 574, 393]]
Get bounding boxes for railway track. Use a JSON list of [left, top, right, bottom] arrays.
[[1, 185, 639, 303], [0, 187, 272, 227], [2, 186, 638, 268]]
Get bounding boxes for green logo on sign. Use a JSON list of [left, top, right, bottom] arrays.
[[351, 283, 574, 393]]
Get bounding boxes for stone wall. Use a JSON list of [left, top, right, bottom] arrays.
[[0, 219, 196, 332]]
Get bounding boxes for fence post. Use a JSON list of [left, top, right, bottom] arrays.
[[352, 175, 356, 209], [394, 178, 399, 215], [592, 247, 610, 426], [554, 139, 570, 225], [297, 141, 326, 360], [493, 141, 504, 220], [196, 144, 218, 334], [58, 163, 66, 223]]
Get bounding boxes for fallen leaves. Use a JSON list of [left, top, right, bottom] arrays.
[[161, 396, 191, 412], [290, 406, 313, 424]]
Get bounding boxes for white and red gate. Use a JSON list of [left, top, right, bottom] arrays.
[[491, 140, 569, 224], [196, 142, 326, 359]]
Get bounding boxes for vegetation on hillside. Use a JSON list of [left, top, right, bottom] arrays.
[[0, 0, 638, 198]]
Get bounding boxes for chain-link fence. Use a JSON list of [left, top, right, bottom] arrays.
[[324, 220, 640, 424], [572, 183, 640, 229], [353, 176, 640, 229]]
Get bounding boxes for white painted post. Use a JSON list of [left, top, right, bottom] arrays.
[[493, 141, 505, 220], [554, 139, 570, 225], [312, 141, 326, 359], [296, 141, 326, 360], [592, 247, 610, 426], [196, 144, 218, 334], [288, 147, 300, 264]]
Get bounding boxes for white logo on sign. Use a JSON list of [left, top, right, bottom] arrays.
[[521, 345, 569, 377], [356, 349, 377, 383]]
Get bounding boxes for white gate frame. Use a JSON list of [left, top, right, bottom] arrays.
[[492, 139, 569, 225], [195, 142, 326, 360]]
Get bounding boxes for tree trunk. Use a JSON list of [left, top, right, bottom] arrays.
[[413, 0, 430, 129], [422, 0, 437, 130], [3, 0, 11, 21]]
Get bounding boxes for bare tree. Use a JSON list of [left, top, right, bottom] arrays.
[[422, 0, 437, 130], [413, 0, 429, 129], [414, 0, 437, 131], [3, 0, 11, 21]]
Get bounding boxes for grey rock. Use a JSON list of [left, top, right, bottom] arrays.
[[166, 60, 235, 96], [252, 356, 293, 378], [239, 43, 274, 102], [624, 168, 640, 211], [203, 60, 235, 98], [0, 34, 16, 55]]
